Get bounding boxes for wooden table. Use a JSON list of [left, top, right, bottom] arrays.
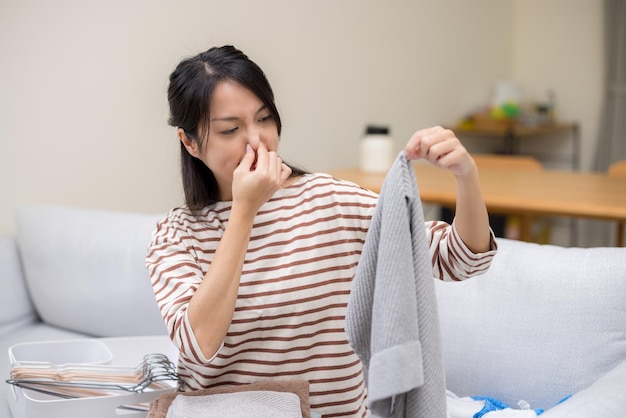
[[328, 164, 626, 246]]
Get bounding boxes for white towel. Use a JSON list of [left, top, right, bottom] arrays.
[[166, 390, 303, 418]]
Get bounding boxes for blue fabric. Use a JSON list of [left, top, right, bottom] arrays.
[[471, 396, 544, 417], [472, 397, 510, 418], [557, 394, 572, 404]]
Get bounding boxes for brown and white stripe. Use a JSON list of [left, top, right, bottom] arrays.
[[146, 173, 496, 417]]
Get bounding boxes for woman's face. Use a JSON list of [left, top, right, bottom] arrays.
[[179, 79, 279, 200]]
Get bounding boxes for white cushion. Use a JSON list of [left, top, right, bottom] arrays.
[[16, 205, 167, 337], [541, 359, 626, 418], [435, 238, 626, 410]]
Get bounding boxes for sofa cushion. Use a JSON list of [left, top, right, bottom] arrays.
[[540, 359, 626, 418], [435, 238, 626, 410], [0, 237, 37, 336], [16, 205, 167, 337]]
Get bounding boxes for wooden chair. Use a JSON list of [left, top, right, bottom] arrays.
[[608, 160, 626, 246], [473, 154, 544, 171], [608, 160, 626, 177], [472, 154, 548, 243]]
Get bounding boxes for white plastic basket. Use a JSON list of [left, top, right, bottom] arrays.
[[6, 336, 178, 418], [9, 339, 113, 367], [8, 385, 173, 418]]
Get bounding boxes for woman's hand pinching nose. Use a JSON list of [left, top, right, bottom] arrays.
[[245, 144, 258, 170]]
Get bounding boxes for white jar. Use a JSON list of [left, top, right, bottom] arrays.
[[359, 125, 394, 173]]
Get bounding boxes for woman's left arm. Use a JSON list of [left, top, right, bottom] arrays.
[[405, 126, 491, 253]]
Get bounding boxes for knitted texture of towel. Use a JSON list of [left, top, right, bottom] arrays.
[[345, 152, 447, 418], [147, 380, 310, 418], [165, 390, 302, 418]]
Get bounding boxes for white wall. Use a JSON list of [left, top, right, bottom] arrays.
[[511, 0, 605, 247], [0, 0, 602, 236], [512, 0, 604, 171]]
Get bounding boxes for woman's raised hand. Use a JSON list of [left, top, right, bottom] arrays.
[[232, 142, 292, 215], [404, 126, 476, 177]]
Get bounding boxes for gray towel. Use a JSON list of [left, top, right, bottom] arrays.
[[345, 152, 447, 418]]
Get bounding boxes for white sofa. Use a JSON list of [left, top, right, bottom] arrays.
[[1, 205, 625, 417]]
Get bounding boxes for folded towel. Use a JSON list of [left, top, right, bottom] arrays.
[[147, 380, 310, 418], [165, 390, 302, 418]]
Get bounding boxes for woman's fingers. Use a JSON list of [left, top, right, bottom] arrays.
[[233, 142, 292, 212], [404, 126, 475, 176], [252, 142, 283, 180], [405, 126, 450, 160]]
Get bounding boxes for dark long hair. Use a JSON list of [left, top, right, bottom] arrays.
[[167, 45, 306, 213]]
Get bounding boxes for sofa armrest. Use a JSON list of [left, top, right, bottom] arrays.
[[540, 360, 626, 418], [436, 238, 626, 409], [0, 236, 37, 336]]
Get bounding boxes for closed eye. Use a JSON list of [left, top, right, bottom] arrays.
[[259, 114, 273, 123], [221, 127, 238, 135]]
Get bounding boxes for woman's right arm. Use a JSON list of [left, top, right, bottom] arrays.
[[174, 143, 291, 359], [184, 205, 256, 358]]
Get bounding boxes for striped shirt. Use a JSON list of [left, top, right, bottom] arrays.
[[145, 173, 496, 417]]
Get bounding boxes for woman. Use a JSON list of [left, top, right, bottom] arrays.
[[146, 45, 497, 417]]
